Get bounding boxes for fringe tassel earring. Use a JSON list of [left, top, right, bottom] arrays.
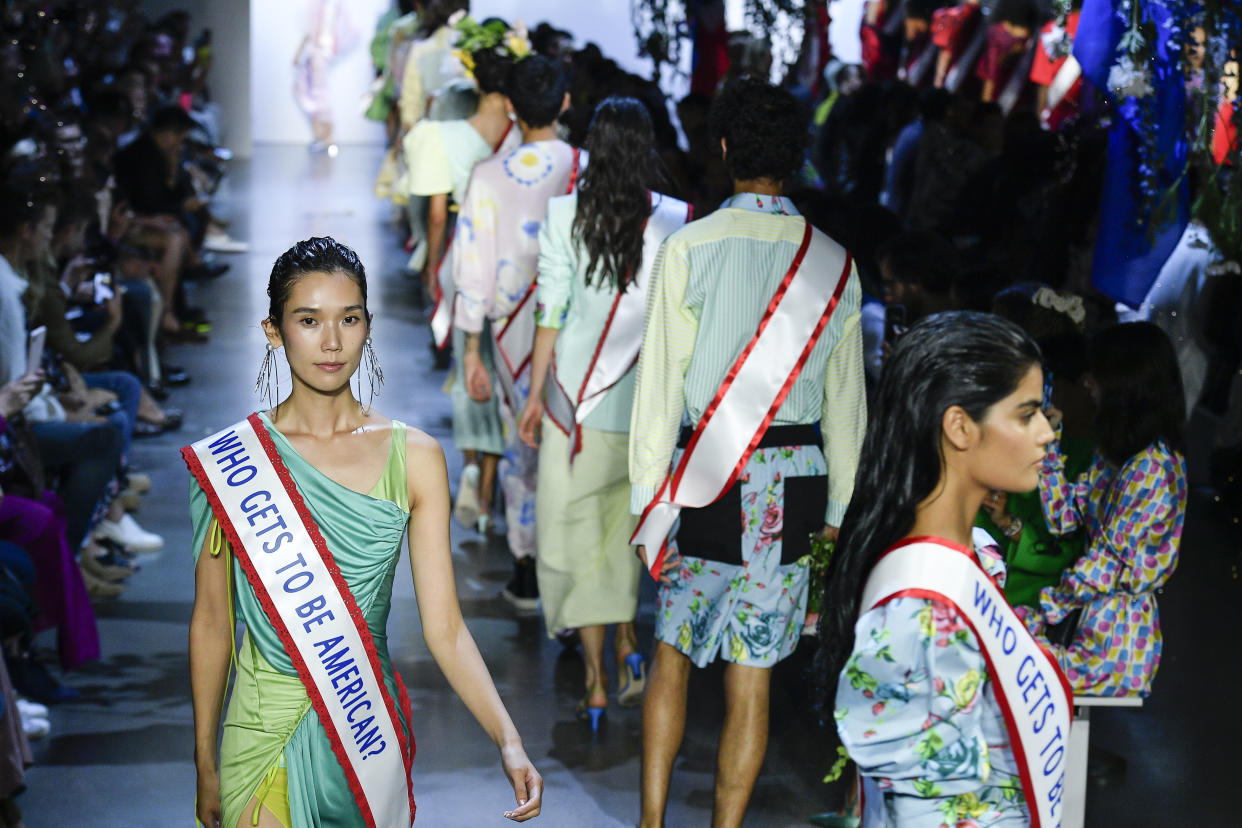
[[361, 336, 384, 414], [254, 343, 279, 413]]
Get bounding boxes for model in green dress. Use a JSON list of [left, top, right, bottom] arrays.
[[189, 237, 542, 828]]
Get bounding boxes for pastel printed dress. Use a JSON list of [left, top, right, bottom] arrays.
[[835, 541, 1028, 827], [1030, 438, 1187, 696]]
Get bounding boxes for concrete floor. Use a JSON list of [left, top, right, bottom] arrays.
[[18, 145, 1242, 827]]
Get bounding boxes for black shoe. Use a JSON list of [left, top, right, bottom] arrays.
[[146, 382, 170, 401], [185, 261, 229, 281], [6, 651, 80, 704], [501, 558, 539, 612], [429, 340, 452, 371], [164, 368, 191, 386]]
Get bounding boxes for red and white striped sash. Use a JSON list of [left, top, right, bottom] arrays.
[[631, 223, 852, 576], [859, 538, 1073, 828], [544, 193, 693, 459]]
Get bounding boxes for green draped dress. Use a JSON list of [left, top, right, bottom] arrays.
[[189, 413, 413, 828]]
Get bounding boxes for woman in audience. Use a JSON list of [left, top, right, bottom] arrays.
[[820, 312, 1058, 826], [518, 97, 691, 728], [1026, 321, 1188, 696]]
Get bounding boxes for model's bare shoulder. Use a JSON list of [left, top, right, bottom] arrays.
[[403, 426, 449, 510], [402, 424, 444, 457]]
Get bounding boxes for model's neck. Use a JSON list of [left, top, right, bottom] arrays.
[[733, 178, 783, 197], [519, 122, 561, 144], [271, 376, 369, 438], [470, 94, 511, 132], [906, 470, 986, 551]]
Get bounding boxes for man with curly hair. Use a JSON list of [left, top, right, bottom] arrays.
[[630, 76, 866, 827]]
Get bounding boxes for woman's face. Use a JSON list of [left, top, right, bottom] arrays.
[[265, 271, 369, 397], [967, 364, 1055, 493]]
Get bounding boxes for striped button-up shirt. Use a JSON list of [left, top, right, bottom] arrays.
[[628, 193, 866, 525]]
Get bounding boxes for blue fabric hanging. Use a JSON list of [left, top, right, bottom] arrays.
[[1075, 0, 1189, 308]]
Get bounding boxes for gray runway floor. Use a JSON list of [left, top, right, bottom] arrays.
[[18, 145, 1240, 827]]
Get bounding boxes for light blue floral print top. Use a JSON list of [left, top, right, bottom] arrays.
[[835, 539, 1030, 827]]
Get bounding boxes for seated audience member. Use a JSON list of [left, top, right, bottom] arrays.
[[113, 105, 224, 335], [982, 285, 1094, 608], [976, 0, 1038, 103], [1026, 322, 1188, 696], [859, 229, 958, 384]]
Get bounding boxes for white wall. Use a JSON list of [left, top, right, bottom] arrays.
[[248, 0, 867, 146], [251, 0, 390, 145]]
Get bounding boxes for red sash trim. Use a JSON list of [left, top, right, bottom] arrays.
[[635, 224, 852, 574], [869, 538, 1073, 827], [182, 414, 416, 826]]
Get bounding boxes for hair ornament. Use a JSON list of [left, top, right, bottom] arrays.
[[1031, 286, 1086, 326], [451, 14, 531, 79]]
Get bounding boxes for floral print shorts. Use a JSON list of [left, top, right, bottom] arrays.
[[655, 440, 827, 669]]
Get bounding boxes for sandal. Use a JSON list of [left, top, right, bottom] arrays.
[[576, 690, 607, 734], [616, 652, 647, 708]]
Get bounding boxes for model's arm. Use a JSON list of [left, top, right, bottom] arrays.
[[189, 522, 232, 828], [425, 192, 449, 282], [405, 432, 543, 821], [520, 202, 573, 447]]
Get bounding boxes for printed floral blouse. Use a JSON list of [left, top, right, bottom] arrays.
[[835, 540, 1029, 827], [1027, 437, 1187, 696]]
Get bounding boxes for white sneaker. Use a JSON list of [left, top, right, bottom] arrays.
[[453, 464, 481, 529], [95, 512, 164, 552], [16, 698, 48, 719], [203, 230, 249, 254], [21, 713, 49, 739]]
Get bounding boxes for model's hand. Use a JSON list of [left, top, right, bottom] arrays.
[[195, 766, 222, 828], [980, 491, 1008, 521], [0, 374, 43, 418], [499, 741, 542, 821], [465, 351, 492, 403], [820, 524, 840, 543], [518, 400, 543, 449]]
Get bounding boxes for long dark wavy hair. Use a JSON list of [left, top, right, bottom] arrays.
[[814, 312, 1042, 711], [572, 97, 663, 293], [1089, 321, 1186, 465]]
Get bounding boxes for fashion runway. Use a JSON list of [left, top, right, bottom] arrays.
[[17, 145, 1240, 827]]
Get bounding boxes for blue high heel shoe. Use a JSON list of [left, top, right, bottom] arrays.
[[617, 652, 647, 708], [576, 697, 606, 733]]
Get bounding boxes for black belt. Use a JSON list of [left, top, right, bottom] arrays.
[[677, 422, 822, 449]]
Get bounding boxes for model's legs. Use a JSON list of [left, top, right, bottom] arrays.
[[640, 641, 691, 828], [712, 663, 772, 828], [239, 797, 286, 828], [579, 624, 608, 704], [479, 452, 499, 512]]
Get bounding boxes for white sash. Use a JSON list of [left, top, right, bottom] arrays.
[[544, 193, 694, 457], [630, 223, 852, 576], [430, 122, 518, 350], [492, 148, 582, 413], [860, 539, 1073, 828], [183, 415, 415, 828], [1041, 55, 1082, 130]]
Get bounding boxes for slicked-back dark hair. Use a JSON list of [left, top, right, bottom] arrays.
[[267, 236, 368, 325], [573, 97, 661, 293], [1090, 322, 1186, 465], [709, 75, 809, 183], [815, 312, 1041, 713], [506, 54, 567, 129]]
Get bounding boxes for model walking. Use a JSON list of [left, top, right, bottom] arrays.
[[188, 237, 541, 827]]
